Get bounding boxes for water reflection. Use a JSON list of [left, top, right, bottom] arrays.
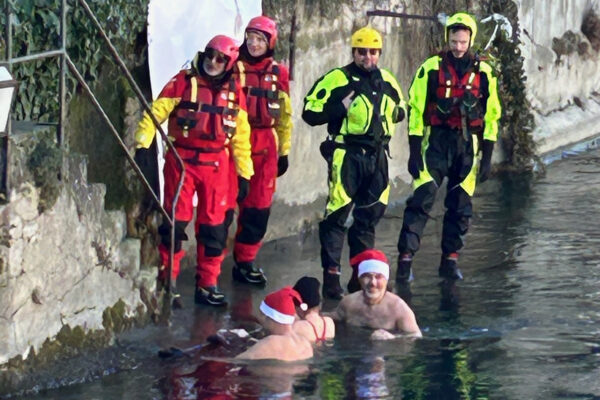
[[12, 150, 600, 400], [161, 357, 311, 399]]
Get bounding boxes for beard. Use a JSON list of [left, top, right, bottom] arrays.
[[363, 286, 385, 302]]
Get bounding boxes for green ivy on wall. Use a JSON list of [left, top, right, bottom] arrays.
[[0, 0, 149, 123], [482, 0, 539, 171]]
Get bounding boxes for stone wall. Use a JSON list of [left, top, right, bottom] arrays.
[[0, 124, 153, 371], [517, 0, 600, 154], [3, 0, 600, 384]]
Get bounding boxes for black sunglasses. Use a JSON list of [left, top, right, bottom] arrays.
[[356, 48, 380, 56], [205, 49, 229, 64]]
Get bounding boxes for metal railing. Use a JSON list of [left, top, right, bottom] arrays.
[[1, 0, 184, 321]]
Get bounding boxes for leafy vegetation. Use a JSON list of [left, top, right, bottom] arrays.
[[0, 0, 149, 123], [482, 0, 539, 171]]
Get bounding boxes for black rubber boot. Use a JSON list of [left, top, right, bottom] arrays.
[[346, 267, 360, 294], [194, 286, 228, 306], [232, 260, 267, 286], [323, 267, 344, 300], [396, 253, 415, 283], [438, 253, 463, 280]]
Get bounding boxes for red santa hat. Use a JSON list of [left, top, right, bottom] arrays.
[[350, 249, 390, 280], [259, 286, 303, 325]]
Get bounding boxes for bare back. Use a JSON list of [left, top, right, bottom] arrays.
[[235, 331, 314, 361], [293, 312, 335, 343]]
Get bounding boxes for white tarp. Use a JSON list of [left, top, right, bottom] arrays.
[[146, 0, 262, 201], [147, 0, 262, 98]]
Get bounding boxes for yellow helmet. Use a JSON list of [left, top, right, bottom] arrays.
[[445, 12, 477, 47], [351, 26, 383, 49]]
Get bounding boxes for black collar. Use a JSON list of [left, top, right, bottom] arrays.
[[445, 51, 475, 78]]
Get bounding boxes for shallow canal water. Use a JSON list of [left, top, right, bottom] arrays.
[[15, 148, 600, 399]]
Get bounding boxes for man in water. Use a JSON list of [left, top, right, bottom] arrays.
[[236, 286, 313, 360], [330, 250, 422, 339]]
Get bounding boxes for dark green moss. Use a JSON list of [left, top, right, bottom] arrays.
[[26, 140, 63, 213], [68, 66, 144, 211], [0, 325, 114, 396], [102, 298, 134, 334]]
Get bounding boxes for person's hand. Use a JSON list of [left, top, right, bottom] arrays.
[[393, 105, 405, 122], [237, 177, 250, 203], [370, 329, 396, 341], [408, 153, 424, 179], [277, 155, 289, 177], [478, 139, 495, 183], [478, 159, 491, 183], [342, 90, 355, 110], [134, 147, 154, 176], [407, 135, 424, 179]]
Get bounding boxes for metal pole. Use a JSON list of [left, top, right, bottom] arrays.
[[2, 0, 13, 198], [288, 5, 297, 81], [58, 0, 66, 149], [366, 9, 438, 21], [64, 55, 171, 224], [8, 50, 65, 64], [77, 0, 184, 320]]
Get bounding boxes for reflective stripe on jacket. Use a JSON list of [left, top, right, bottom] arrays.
[[235, 59, 293, 156], [426, 54, 483, 129], [302, 62, 406, 144], [134, 68, 253, 179]]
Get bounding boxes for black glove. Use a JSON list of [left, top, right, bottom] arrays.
[[237, 177, 250, 203], [393, 105, 405, 123], [407, 135, 424, 179], [134, 147, 154, 176], [319, 138, 336, 161], [277, 155, 289, 177], [478, 140, 495, 183]]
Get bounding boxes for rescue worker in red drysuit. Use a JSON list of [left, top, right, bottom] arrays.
[[396, 13, 501, 283], [135, 35, 253, 307], [225, 15, 292, 285]]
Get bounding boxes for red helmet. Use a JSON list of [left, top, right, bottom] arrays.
[[205, 35, 239, 71], [246, 16, 278, 50]]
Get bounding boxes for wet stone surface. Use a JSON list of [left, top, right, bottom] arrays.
[[11, 148, 600, 399]]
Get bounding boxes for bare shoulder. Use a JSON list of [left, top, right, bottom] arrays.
[[323, 316, 336, 338], [385, 291, 412, 311], [235, 336, 279, 360], [327, 295, 348, 321], [342, 291, 363, 308], [386, 293, 422, 337], [293, 320, 315, 342]]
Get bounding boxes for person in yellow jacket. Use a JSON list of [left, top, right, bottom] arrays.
[[134, 35, 253, 307], [396, 12, 501, 283], [302, 26, 407, 299]]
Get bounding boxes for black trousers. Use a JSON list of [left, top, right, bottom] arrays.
[[397, 126, 476, 256], [320, 146, 388, 270]]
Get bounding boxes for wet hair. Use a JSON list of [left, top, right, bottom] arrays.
[[293, 277, 321, 309], [448, 24, 472, 36]]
